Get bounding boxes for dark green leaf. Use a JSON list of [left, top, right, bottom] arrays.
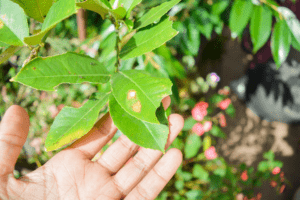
[[271, 19, 291, 69], [10, 0, 54, 22], [77, 0, 112, 19], [213, 168, 226, 177], [11, 52, 110, 91], [109, 93, 169, 152], [0, 46, 21, 65], [45, 93, 110, 151], [120, 16, 178, 60], [184, 134, 202, 159], [24, 0, 77, 45], [0, 0, 29, 46], [182, 117, 198, 131], [250, 5, 272, 53], [135, 0, 180, 30], [229, 0, 253, 38], [225, 104, 235, 118], [210, 125, 226, 138]]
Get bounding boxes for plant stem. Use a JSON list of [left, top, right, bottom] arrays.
[[115, 31, 121, 72]]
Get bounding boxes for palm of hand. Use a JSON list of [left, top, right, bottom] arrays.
[[0, 99, 183, 200]]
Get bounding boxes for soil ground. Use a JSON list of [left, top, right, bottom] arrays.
[[204, 27, 300, 199]]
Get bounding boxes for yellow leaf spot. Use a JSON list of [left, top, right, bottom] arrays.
[[0, 21, 3, 29], [1, 14, 6, 20], [127, 90, 137, 99], [132, 101, 141, 113]]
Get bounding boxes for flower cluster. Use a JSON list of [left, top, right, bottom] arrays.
[[204, 146, 218, 160]]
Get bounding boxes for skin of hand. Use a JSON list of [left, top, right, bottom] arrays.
[[0, 96, 184, 200]]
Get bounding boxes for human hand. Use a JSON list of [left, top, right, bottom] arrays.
[[0, 96, 184, 200]]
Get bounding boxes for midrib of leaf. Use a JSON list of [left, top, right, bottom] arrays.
[[111, 93, 164, 148], [119, 71, 156, 108], [16, 74, 111, 80], [54, 95, 108, 142], [120, 22, 174, 55], [136, 1, 175, 29], [36, 0, 45, 21]]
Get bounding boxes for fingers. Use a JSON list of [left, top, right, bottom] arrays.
[[124, 148, 182, 200], [111, 113, 184, 196], [68, 112, 118, 159], [96, 96, 172, 174], [0, 105, 30, 176]]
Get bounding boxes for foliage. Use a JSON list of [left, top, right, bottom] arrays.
[[0, 0, 297, 199]]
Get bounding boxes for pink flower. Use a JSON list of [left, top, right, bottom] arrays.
[[192, 123, 205, 136], [191, 102, 209, 121], [241, 171, 248, 181], [218, 98, 231, 110], [272, 167, 281, 175], [279, 185, 285, 193], [205, 146, 218, 160], [219, 113, 227, 127], [270, 181, 277, 187], [203, 121, 212, 132]]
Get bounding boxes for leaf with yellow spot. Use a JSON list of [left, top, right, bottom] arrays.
[[45, 92, 110, 151], [109, 70, 173, 152]]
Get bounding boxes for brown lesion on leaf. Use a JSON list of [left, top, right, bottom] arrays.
[[33, 67, 36, 70], [68, 71, 71, 74], [132, 101, 141, 113]]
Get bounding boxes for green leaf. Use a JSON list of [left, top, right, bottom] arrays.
[[193, 164, 210, 181], [182, 117, 198, 131], [210, 125, 226, 138], [77, 0, 112, 19], [229, 0, 253, 38], [185, 190, 203, 200], [263, 150, 275, 161], [0, 0, 29, 46], [258, 161, 269, 172], [11, 52, 110, 91], [213, 168, 226, 177], [24, 0, 77, 45], [250, 5, 272, 53], [175, 180, 185, 190], [225, 104, 235, 118], [111, 7, 126, 20], [271, 19, 291, 69], [135, 0, 180, 30], [0, 41, 9, 48], [0, 46, 21, 65], [125, 0, 142, 18], [278, 7, 300, 49], [109, 93, 169, 152], [212, 0, 229, 15], [120, 16, 178, 60], [111, 70, 172, 122], [184, 134, 202, 159], [10, 0, 54, 22], [45, 93, 109, 151]]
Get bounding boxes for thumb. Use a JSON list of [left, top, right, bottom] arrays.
[[0, 105, 30, 176]]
